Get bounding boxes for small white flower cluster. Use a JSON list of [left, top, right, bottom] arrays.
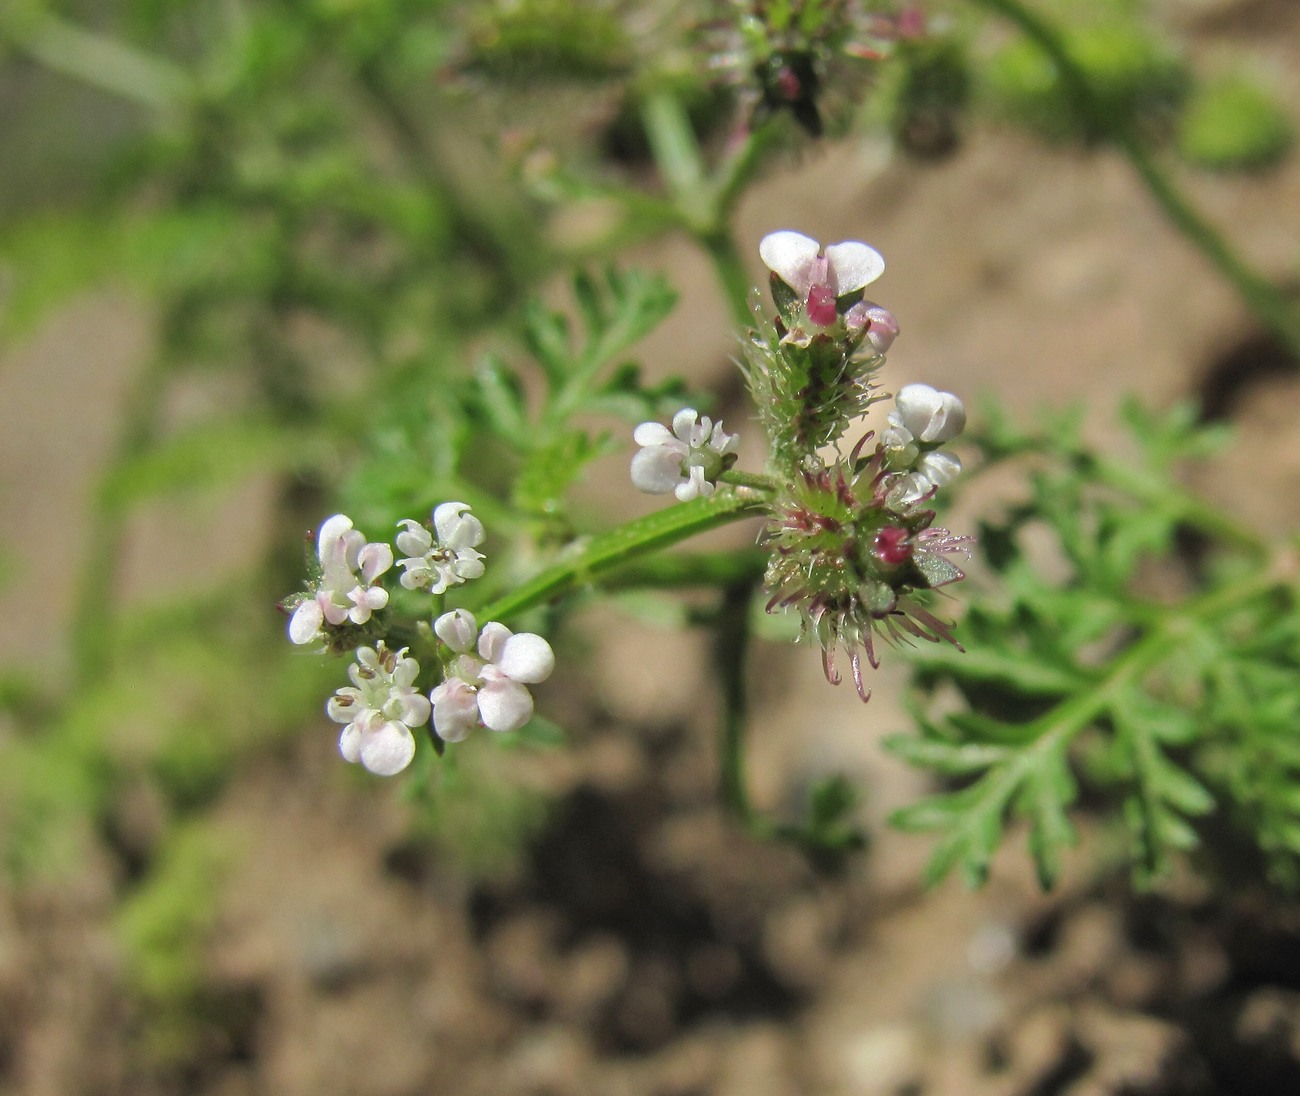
[[288, 515, 394, 645], [290, 504, 486, 647], [288, 503, 556, 777], [631, 408, 740, 502], [430, 610, 555, 742], [882, 384, 967, 506], [396, 502, 485, 593], [328, 643, 429, 776]]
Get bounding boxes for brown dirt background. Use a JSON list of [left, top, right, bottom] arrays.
[[4, 1, 1300, 1093]]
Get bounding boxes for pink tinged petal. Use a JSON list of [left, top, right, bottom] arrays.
[[358, 542, 393, 583], [477, 677, 534, 732], [389, 690, 431, 727], [758, 231, 822, 296], [435, 609, 477, 652], [498, 633, 554, 684], [339, 722, 363, 763], [359, 720, 416, 776], [289, 599, 324, 644], [631, 446, 687, 494], [320, 596, 352, 626], [431, 679, 480, 742], [862, 304, 899, 353], [478, 621, 512, 663], [346, 585, 388, 624], [317, 514, 355, 559], [806, 284, 838, 327], [823, 241, 885, 294], [633, 421, 675, 447]]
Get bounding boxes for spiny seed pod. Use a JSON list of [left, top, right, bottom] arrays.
[[762, 434, 972, 700]]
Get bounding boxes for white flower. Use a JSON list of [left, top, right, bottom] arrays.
[[893, 384, 966, 445], [396, 502, 486, 594], [631, 408, 740, 502], [888, 451, 962, 507], [430, 611, 555, 742], [759, 230, 885, 328], [327, 643, 430, 776], [289, 514, 394, 645]]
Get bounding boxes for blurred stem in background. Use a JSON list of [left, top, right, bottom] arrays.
[[974, 0, 1300, 361]]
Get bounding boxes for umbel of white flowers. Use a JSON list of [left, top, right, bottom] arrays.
[[630, 408, 740, 501], [430, 610, 555, 742], [288, 514, 393, 645]]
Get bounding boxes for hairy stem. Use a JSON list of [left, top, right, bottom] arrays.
[[471, 489, 769, 624]]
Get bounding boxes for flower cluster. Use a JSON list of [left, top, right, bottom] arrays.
[[740, 231, 902, 471], [328, 643, 429, 776], [429, 610, 555, 742], [881, 383, 966, 506], [288, 515, 393, 646], [285, 503, 557, 776], [748, 232, 972, 700], [630, 408, 741, 501], [396, 502, 486, 593]]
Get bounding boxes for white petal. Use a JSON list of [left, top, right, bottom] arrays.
[[431, 679, 479, 742], [478, 621, 512, 663], [434, 502, 485, 549], [453, 552, 486, 581], [630, 446, 686, 494], [359, 720, 416, 775], [917, 450, 961, 487], [317, 514, 354, 557], [498, 633, 555, 684], [674, 465, 713, 502], [671, 408, 702, 444], [434, 609, 477, 652], [477, 678, 534, 732], [327, 688, 363, 724], [358, 542, 393, 583], [758, 231, 821, 296], [633, 421, 675, 447], [288, 599, 324, 644], [395, 519, 432, 557], [339, 722, 363, 763], [824, 241, 885, 294], [391, 690, 432, 727]]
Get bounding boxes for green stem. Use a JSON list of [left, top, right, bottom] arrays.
[[715, 579, 769, 834], [973, 0, 1300, 360], [471, 488, 769, 624], [1, 10, 189, 112], [700, 229, 761, 330], [639, 88, 762, 329], [640, 88, 710, 227], [71, 356, 170, 684], [599, 549, 768, 590]]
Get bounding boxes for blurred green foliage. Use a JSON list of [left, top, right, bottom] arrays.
[[1177, 74, 1294, 173]]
